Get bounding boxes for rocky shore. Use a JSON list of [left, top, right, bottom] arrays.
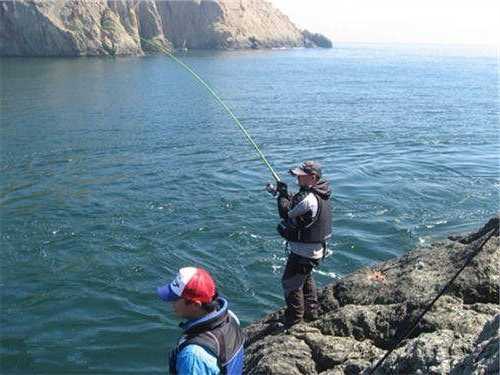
[[244, 217, 499, 374], [0, 0, 332, 56]]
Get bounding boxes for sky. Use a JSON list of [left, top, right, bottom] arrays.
[[271, 0, 500, 46]]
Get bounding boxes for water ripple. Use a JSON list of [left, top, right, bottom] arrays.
[[1, 46, 498, 374]]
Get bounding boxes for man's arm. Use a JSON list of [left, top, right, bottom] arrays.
[[276, 181, 293, 220], [287, 198, 310, 219], [287, 193, 317, 228], [277, 194, 292, 219]]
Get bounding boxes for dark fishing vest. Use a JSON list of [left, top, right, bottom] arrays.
[[169, 298, 245, 374], [277, 189, 332, 243]]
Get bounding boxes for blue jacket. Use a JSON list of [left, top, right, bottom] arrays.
[[170, 298, 245, 374]]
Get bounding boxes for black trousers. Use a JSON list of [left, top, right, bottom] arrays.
[[281, 252, 320, 326]]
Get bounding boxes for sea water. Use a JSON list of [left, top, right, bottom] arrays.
[[1, 44, 498, 373]]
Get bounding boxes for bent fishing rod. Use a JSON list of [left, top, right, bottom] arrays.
[[140, 38, 281, 183]]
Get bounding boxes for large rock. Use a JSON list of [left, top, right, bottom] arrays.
[[0, 0, 332, 56], [244, 217, 499, 374]]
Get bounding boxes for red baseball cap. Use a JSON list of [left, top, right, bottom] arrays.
[[157, 267, 216, 304]]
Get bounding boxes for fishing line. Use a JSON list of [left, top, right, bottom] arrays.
[[140, 38, 281, 182]]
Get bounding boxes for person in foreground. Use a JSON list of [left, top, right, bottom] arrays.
[[271, 160, 332, 329], [157, 267, 245, 374]]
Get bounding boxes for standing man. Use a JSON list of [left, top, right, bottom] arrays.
[[157, 267, 245, 374], [272, 160, 332, 328]]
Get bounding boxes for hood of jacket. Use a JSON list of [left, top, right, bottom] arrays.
[[310, 179, 331, 200]]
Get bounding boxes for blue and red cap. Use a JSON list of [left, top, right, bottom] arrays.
[[157, 267, 216, 304]]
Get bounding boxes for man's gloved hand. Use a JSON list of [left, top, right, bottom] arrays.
[[276, 181, 288, 197]]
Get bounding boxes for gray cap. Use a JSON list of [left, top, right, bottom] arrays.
[[289, 160, 322, 178]]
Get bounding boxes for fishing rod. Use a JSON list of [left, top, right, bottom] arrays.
[[140, 38, 281, 182]]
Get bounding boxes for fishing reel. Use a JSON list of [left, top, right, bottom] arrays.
[[266, 181, 289, 197], [265, 183, 278, 196]]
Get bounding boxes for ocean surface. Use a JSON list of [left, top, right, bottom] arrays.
[[1, 43, 498, 374]]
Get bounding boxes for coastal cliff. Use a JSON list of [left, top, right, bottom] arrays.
[[0, 0, 331, 56], [244, 217, 499, 374]]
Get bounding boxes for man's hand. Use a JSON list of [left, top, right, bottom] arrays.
[[276, 181, 288, 197]]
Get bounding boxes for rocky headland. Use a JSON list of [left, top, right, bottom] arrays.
[[0, 0, 332, 56], [244, 216, 499, 374]]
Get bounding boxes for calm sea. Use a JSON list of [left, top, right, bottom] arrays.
[[1, 44, 498, 374]]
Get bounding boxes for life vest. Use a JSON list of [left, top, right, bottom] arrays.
[[169, 298, 245, 374], [277, 189, 332, 243]]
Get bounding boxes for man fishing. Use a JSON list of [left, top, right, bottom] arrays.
[[269, 160, 332, 329], [157, 267, 245, 374], [149, 44, 331, 332]]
